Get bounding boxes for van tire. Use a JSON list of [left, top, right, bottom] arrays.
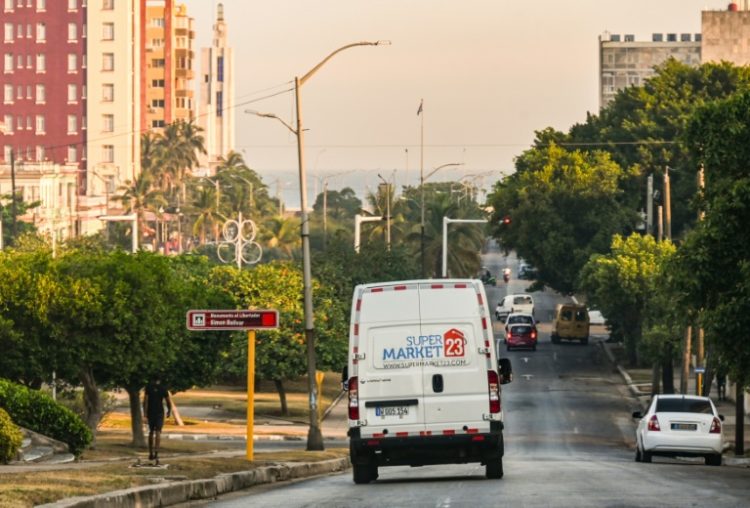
[[486, 458, 503, 479], [353, 461, 373, 484], [581, 337, 588, 345], [551, 334, 560, 344]]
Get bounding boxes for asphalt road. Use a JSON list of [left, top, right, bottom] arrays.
[[204, 245, 750, 507]]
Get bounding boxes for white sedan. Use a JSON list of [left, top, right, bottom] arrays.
[[632, 394, 724, 466]]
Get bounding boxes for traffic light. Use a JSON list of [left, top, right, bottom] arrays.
[[501, 215, 511, 225]]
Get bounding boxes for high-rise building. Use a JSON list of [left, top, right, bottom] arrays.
[[198, 3, 234, 171], [702, 2, 750, 65], [599, 32, 701, 109], [1, 0, 87, 171], [143, 0, 195, 133], [84, 0, 142, 232]]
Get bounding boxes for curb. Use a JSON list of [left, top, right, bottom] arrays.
[[37, 457, 351, 508]]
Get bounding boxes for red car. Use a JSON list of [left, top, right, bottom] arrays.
[[506, 323, 537, 351]]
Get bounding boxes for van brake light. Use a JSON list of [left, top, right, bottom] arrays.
[[348, 376, 359, 420], [487, 370, 501, 413]]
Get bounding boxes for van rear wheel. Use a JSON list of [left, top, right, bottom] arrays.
[[353, 461, 374, 484], [486, 458, 503, 479]]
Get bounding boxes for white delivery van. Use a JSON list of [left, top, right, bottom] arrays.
[[345, 279, 513, 484]]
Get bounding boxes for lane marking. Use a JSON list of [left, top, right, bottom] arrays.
[[437, 497, 452, 508], [522, 374, 533, 380], [522, 357, 529, 363]]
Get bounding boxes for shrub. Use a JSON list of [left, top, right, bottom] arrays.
[[0, 407, 23, 464], [0, 379, 92, 457]]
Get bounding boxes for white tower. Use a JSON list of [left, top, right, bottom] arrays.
[[198, 3, 235, 172]]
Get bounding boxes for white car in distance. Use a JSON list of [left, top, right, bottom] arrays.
[[632, 394, 724, 466], [495, 294, 535, 322]]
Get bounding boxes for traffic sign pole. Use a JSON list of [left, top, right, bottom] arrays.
[[247, 330, 255, 461]]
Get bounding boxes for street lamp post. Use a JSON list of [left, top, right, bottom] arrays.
[[248, 40, 389, 451], [377, 173, 392, 250], [421, 162, 463, 277]]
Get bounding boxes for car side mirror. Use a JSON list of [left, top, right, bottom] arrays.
[[498, 358, 513, 384], [632, 411, 643, 419], [341, 366, 349, 391], [719, 414, 725, 422]]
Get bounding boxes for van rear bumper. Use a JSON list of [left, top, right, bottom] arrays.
[[349, 423, 504, 467]]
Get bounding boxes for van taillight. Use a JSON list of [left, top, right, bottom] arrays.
[[487, 371, 500, 413], [647, 414, 660, 431], [348, 376, 359, 420], [710, 417, 722, 434]]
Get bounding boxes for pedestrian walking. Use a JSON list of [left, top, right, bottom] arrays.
[[716, 371, 727, 402], [143, 377, 171, 465]]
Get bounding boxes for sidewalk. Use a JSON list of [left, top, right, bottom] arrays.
[[599, 339, 750, 467]]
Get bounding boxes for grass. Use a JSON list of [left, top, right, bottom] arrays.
[[170, 371, 343, 421], [0, 448, 348, 508]]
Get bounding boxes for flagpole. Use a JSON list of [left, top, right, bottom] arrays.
[[419, 99, 425, 278]]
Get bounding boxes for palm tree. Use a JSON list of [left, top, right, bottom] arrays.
[[187, 185, 223, 245], [111, 171, 166, 247], [262, 216, 301, 260]]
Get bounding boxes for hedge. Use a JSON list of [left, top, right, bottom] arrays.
[[0, 379, 92, 457], [0, 407, 22, 463]]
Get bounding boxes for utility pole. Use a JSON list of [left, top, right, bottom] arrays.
[[696, 165, 705, 396], [646, 174, 654, 236], [664, 166, 672, 241], [10, 149, 17, 239]]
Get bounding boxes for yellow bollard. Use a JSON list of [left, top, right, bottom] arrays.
[[247, 330, 256, 461], [316, 371, 325, 419]]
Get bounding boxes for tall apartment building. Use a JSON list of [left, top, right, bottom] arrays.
[[84, 0, 141, 232], [1, 0, 87, 171], [143, 0, 195, 132], [599, 32, 702, 109], [198, 2, 234, 171], [702, 2, 750, 64]]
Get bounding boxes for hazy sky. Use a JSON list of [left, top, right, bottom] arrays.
[[182, 0, 730, 207]]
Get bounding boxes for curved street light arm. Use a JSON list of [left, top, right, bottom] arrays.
[[245, 109, 297, 135], [300, 40, 390, 85], [425, 162, 464, 182]]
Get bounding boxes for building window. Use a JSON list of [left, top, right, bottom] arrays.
[[25, 54, 31, 68], [67, 84, 77, 103], [81, 54, 86, 68], [36, 0, 44, 9], [102, 53, 114, 71], [36, 22, 45, 42], [3, 53, 12, 73], [3, 84, 13, 103], [102, 83, 114, 101], [4, 0, 13, 10], [16, 54, 22, 69], [68, 22, 77, 41], [151, 120, 165, 128], [81, 85, 86, 99], [103, 0, 114, 9], [26, 23, 31, 38], [3, 146, 11, 162], [67, 145, 77, 163], [3, 115, 12, 133], [102, 114, 113, 132], [26, 116, 31, 129], [68, 53, 77, 72], [16, 116, 22, 131], [35, 114, 45, 134], [3, 23, 12, 42], [36, 84, 45, 103], [36, 53, 45, 72], [67, 115, 77, 134], [15, 85, 21, 100], [217, 56, 224, 82], [102, 22, 114, 40], [102, 144, 114, 163], [216, 92, 223, 117], [151, 18, 165, 28], [67, 0, 76, 10], [81, 115, 86, 130], [151, 99, 165, 108], [152, 58, 165, 68], [151, 79, 164, 88], [25, 84, 30, 99], [151, 38, 164, 47], [36, 145, 44, 161]]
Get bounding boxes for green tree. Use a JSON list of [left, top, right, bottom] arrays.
[[579, 234, 675, 367], [488, 144, 637, 293]]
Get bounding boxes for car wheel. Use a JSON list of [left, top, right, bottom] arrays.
[[635, 446, 642, 462], [642, 451, 652, 463], [486, 458, 503, 479], [532, 344, 537, 351], [551, 334, 559, 344], [581, 337, 589, 345], [706, 454, 722, 466], [353, 461, 373, 484]]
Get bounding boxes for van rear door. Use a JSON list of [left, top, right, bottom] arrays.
[[356, 283, 426, 438], [418, 282, 493, 433]]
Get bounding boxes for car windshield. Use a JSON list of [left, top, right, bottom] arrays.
[[507, 315, 532, 325], [655, 398, 713, 414], [513, 296, 532, 305]]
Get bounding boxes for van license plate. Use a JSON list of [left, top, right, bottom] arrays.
[[375, 406, 409, 419]]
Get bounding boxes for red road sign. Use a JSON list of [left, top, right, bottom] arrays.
[[186, 309, 279, 331]]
